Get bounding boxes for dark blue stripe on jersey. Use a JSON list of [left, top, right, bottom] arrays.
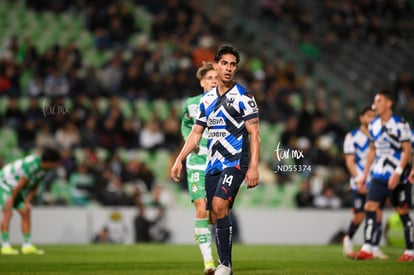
[[211, 142, 241, 162], [356, 161, 363, 171], [209, 159, 223, 173], [196, 120, 207, 127], [225, 134, 242, 151], [206, 97, 219, 118], [244, 113, 259, 121], [355, 140, 370, 151], [214, 85, 236, 112], [383, 158, 397, 169], [372, 158, 395, 180]]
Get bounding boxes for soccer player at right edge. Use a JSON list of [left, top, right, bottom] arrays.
[[342, 106, 388, 259], [181, 61, 217, 275], [171, 45, 260, 275], [353, 89, 414, 261]]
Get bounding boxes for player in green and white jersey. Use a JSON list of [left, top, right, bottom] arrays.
[[181, 62, 217, 275], [0, 147, 61, 255]]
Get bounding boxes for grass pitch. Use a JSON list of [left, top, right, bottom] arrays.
[[0, 244, 412, 274]]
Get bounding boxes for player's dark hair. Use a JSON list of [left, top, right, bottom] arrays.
[[41, 147, 61, 162], [376, 88, 394, 102], [214, 45, 240, 64], [359, 105, 373, 116]]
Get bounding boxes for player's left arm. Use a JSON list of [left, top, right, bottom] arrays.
[[389, 140, 411, 189], [25, 182, 40, 204], [409, 153, 414, 184], [4, 176, 29, 210], [20, 182, 40, 212], [245, 117, 260, 189]]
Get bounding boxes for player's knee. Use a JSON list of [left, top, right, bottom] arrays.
[[364, 201, 377, 212], [19, 209, 30, 218], [195, 207, 208, 219], [211, 199, 228, 218], [354, 213, 365, 224]]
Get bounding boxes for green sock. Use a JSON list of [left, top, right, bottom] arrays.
[[2, 232, 10, 246], [23, 233, 31, 245]]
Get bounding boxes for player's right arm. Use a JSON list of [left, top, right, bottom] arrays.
[[409, 153, 414, 184], [343, 133, 358, 179], [344, 154, 357, 179], [357, 141, 375, 193], [171, 124, 205, 182], [4, 176, 29, 210]]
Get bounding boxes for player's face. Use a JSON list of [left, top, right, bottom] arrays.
[[361, 110, 375, 126], [215, 53, 238, 84], [373, 94, 391, 116], [200, 69, 218, 92]]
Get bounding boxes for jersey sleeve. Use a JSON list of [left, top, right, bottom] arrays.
[[240, 93, 259, 121], [343, 133, 354, 154], [195, 101, 207, 127], [180, 99, 193, 141], [400, 120, 412, 142], [411, 130, 414, 152], [22, 155, 41, 179], [368, 123, 374, 142]]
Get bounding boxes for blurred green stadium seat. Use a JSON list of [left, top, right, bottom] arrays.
[[0, 97, 10, 116], [97, 97, 109, 114], [153, 99, 170, 121], [96, 147, 110, 161], [151, 149, 171, 182], [120, 98, 133, 119], [134, 99, 153, 122], [18, 96, 30, 112]]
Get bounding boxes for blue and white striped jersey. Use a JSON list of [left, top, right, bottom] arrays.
[[195, 83, 259, 175], [411, 129, 414, 152], [343, 128, 371, 190], [368, 115, 412, 181]]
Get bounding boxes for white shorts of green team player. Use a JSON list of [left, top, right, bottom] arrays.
[[187, 168, 207, 201]]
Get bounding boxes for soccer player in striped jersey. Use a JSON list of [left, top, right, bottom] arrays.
[[181, 61, 217, 275], [171, 45, 260, 275], [353, 89, 414, 261], [342, 106, 388, 258], [0, 147, 61, 255]]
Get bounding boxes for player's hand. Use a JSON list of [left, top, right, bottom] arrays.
[[408, 170, 414, 184], [388, 172, 400, 190], [170, 160, 183, 183], [356, 177, 367, 194], [245, 167, 259, 189]]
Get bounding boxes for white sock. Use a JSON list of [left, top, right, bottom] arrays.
[[194, 219, 214, 263], [361, 244, 372, 253], [404, 250, 414, 256]]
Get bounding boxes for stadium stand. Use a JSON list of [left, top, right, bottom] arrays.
[[0, 0, 413, 209]]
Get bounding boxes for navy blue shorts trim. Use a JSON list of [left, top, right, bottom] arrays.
[[205, 167, 245, 211], [351, 190, 366, 213]]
